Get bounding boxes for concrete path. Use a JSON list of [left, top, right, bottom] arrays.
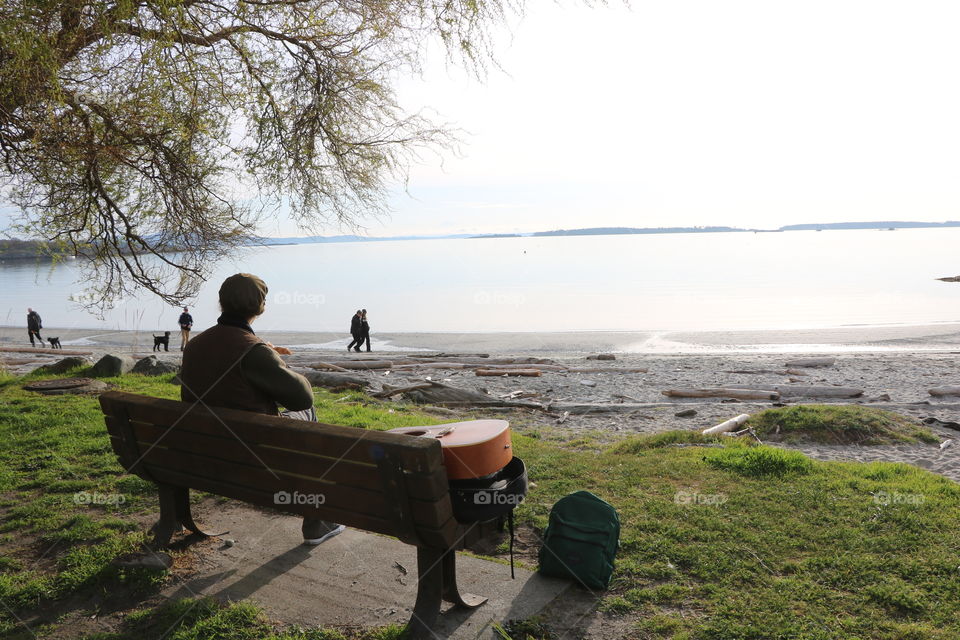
[[161, 505, 571, 639]]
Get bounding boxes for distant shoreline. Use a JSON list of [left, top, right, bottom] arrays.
[[6, 221, 960, 259]]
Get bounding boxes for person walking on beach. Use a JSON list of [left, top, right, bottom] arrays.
[[178, 307, 194, 351], [26, 308, 42, 347], [360, 309, 372, 352], [347, 309, 362, 352]]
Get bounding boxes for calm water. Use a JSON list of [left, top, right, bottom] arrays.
[[2, 229, 960, 334]]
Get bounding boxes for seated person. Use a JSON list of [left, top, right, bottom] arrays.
[[180, 273, 344, 545]]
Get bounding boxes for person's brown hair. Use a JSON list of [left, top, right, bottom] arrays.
[[219, 273, 268, 318]]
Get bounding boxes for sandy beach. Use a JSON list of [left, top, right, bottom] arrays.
[[3, 323, 960, 484]]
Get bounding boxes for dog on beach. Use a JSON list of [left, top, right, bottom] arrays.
[[47, 337, 62, 349], [153, 332, 170, 352]]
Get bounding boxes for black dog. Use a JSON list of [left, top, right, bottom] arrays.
[[47, 337, 62, 349], [153, 331, 170, 352]]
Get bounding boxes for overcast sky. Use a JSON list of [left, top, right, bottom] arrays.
[[7, 1, 960, 239], [342, 0, 960, 237]]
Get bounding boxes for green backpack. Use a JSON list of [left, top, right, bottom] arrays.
[[538, 491, 620, 589]]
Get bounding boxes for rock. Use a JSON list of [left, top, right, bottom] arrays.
[[675, 409, 697, 418], [90, 354, 136, 377], [579, 379, 598, 387], [132, 356, 180, 376], [32, 356, 92, 375], [586, 353, 616, 361]]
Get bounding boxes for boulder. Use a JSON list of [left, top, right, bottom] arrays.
[[90, 354, 136, 377], [586, 353, 616, 361], [132, 356, 180, 376], [32, 356, 92, 375]]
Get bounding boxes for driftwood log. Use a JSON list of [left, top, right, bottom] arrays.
[[475, 369, 543, 377], [308, 361, 350, 372], [726, 385, 863, 398], [297, 369, 371, 390], [662, 388, 780, 401], [724, 369, 808, 377], [566, 367, 648, 373], [419, 353, 491, 358], [783, 357, 836, 368], [311, 360, 394, 370], [929, 386, 960, 397], [409, 356, 555, 365], [402, 380, 498, 405], [373, 383, 435, 399], [702, 414, 751, 435]]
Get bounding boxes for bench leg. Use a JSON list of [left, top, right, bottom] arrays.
[[173, 486, 216, 538], [148, 484, 183, 549], [407, 547, 488, 639], [409, 547, 444, 639], [149, 485, 220, 549], [441, 549, 488, 608]]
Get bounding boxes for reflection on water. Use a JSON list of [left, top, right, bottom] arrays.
[[3, 229, 960, 334]]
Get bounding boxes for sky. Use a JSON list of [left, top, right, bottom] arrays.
[[353, 0, 960, 237], [6, 1, 960, 238]]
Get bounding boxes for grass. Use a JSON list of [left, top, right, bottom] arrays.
[[80, 597, 408, 639], [744, 405, 940, 445], [1, 369, 959, 639]]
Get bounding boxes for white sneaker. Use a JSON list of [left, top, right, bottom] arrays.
[[303, 524, 346, 546]]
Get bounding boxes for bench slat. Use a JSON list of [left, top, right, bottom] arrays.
[[112, 395, 442, 474], [137, 443, 453, 529], [127, 420, 450, 502]]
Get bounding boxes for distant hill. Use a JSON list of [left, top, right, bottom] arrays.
[[0, 239, 55, 260], [470, 233, 522, 239], [532, 226, 748, 237], [779, 221, 960, 231], [252, 233, 475, 245]]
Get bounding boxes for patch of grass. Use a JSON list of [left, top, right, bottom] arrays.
[[83, 598, 409, 639], [611, 430, 722, 452], [495, 617, 554, 639], [746, 405, 939, 445], [704, 446, 815, 477]]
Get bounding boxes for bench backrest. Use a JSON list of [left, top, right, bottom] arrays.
[[99, 391, 458, 548]]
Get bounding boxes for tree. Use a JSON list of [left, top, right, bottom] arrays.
[[0, 0, 513, 307]]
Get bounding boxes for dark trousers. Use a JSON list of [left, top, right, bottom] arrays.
[[281, 407, 340, 538], [347, 333, 361, 351], [361, 333, 371, 351], [28, 329, 42, 345]]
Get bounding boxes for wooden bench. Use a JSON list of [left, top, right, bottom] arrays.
[[99, 390, 488, 638]]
